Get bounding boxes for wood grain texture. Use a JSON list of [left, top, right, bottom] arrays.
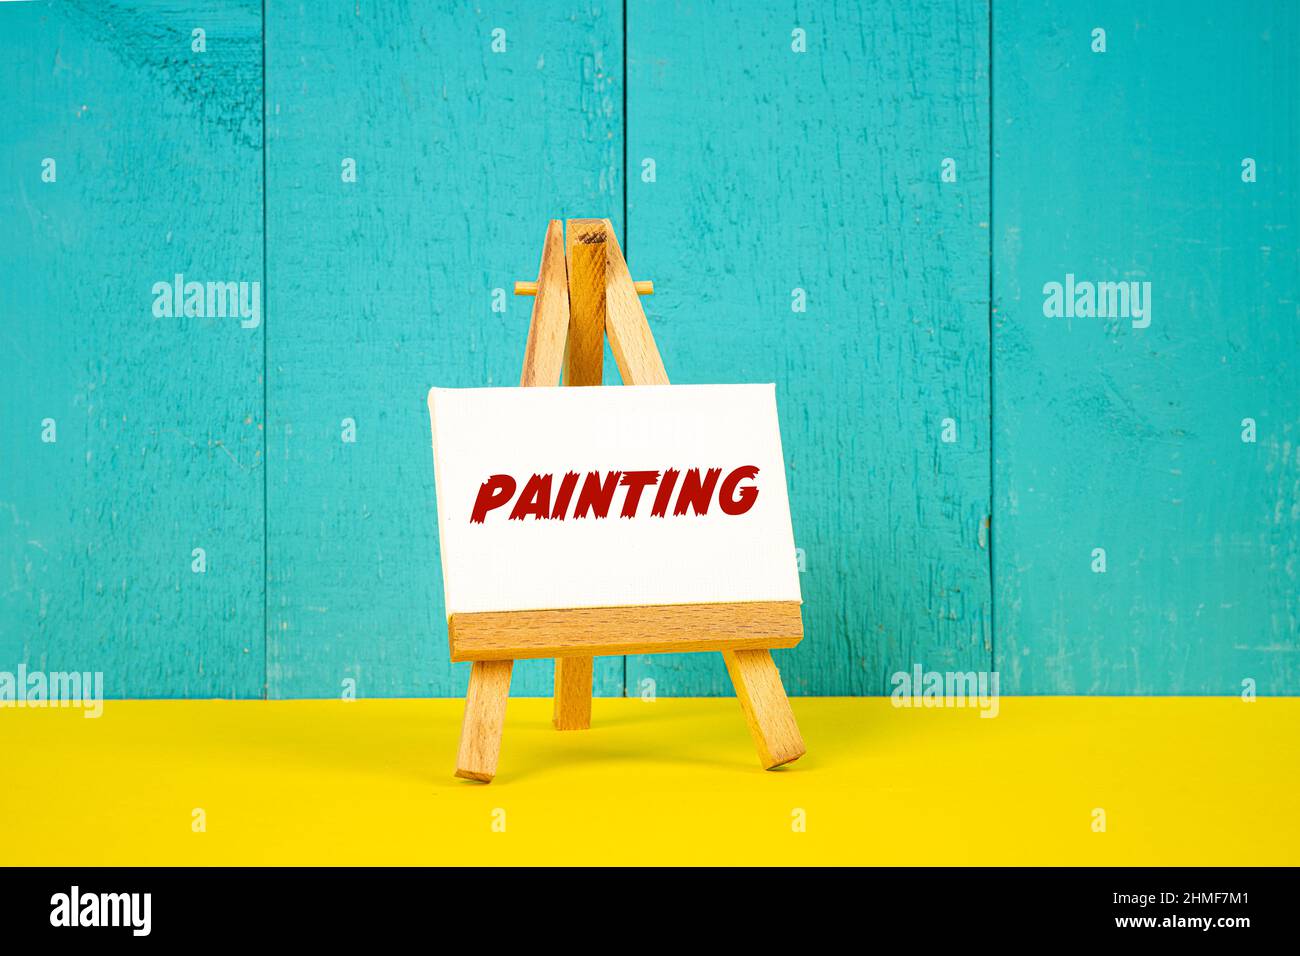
[[722, 649, 805, 769], [552, 219, 603, 727], [5, 1, 1293, 700], [454, 659, 512, 781], [624, 1, 992, 695], [450, 601, 803, 661], [992, 1, 1300, 693], [563, 218, 607, 387], [0, 0, 265, 697], [519, 220, 568, 388], [552, 656, 593, 730], [602, 218, 670, 385], [264, 2, 625, 698], [516, 279, 652, 296]]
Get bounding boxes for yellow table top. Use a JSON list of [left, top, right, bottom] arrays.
[[2, 697, 1296, 866]]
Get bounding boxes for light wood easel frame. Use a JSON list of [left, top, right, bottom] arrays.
[[451, 219, 805, 782]]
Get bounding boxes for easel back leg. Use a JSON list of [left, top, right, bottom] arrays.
[[553, 657, 594, 730]]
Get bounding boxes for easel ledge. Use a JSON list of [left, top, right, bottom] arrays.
[[450, 600, 803, 661], [448, 218, 806, 782]]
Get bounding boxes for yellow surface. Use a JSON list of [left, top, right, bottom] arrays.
[[1, 697, 1296, 866]]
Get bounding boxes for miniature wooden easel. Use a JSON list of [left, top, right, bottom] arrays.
[[451, 218, 805, 782]]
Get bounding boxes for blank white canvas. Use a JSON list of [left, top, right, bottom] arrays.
[[427, 383, 802, 616]]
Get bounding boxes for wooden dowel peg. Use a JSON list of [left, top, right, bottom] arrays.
[[515, 279, 653, 296]]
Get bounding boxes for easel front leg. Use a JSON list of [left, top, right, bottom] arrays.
[[553, 657, 593, 730], [455, 660, 513, 782], [723, 649, 805, 770]]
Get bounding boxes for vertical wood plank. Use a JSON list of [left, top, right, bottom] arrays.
[[552, 218, 607, 723], [625, 1, 992, 695], [264, 3, 625, 698], [603, 219, 670, 386], [992, 1, 1300, 692], [519, 220, 569, 387], [455, 659, 513, 782], [563, 218, 607, 387], [722, 649, 805, 769], [0, 1, 265, 697]]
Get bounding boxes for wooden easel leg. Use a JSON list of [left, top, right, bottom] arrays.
[[455, 660, 513, 782], [552, 657, 594, 730], [722, 649, 805, 770]]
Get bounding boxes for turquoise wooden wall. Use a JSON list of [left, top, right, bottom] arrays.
[[2, 1, 265, 697], [993, 1, 1300, 694], [1, 1, 1295, 699]]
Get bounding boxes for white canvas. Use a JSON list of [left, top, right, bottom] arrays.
[[427, 383, 802, 616]]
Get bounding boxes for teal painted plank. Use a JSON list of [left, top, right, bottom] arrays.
[[5, 1, 1290, 700], [992, 1, 1300, 692], [624, 0, 993, 695], [264, 2, 626, 698], [0, 1, 265, 697]]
